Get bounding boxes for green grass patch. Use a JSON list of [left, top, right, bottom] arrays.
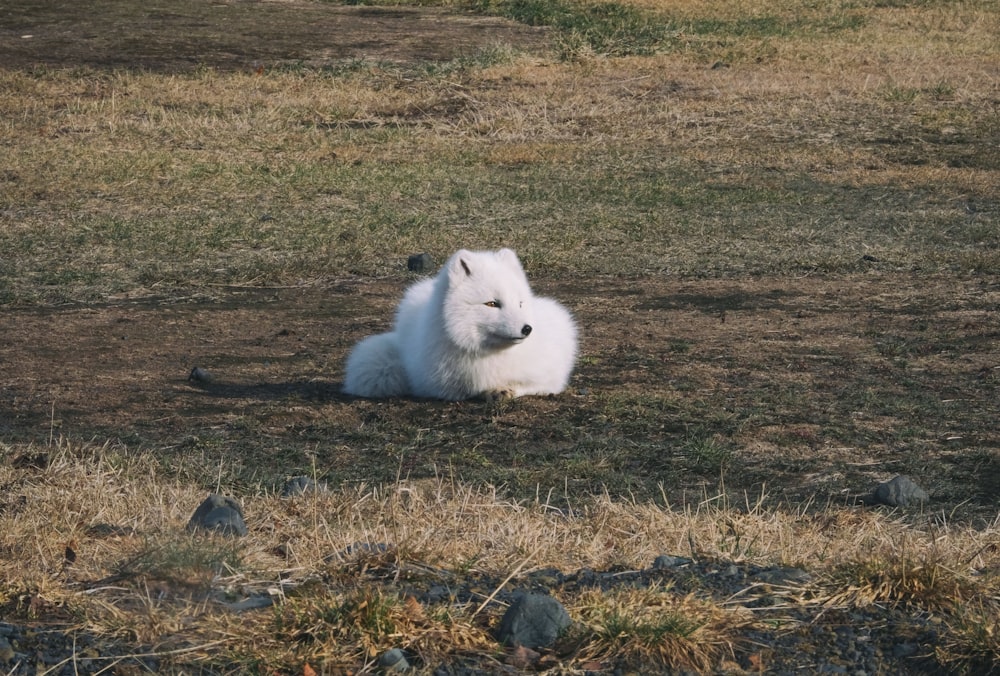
[[479, 0, 673, 56]]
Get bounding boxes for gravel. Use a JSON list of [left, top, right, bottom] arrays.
[[0, 555, 959, 674], [0, 622, 157, 675], [396, 555, 952, 674]]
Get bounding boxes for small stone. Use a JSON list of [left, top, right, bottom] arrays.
[[720, 564, 742, 578], [407, 253, 433, 273], [187, 494, 247, 537], [652, 554, 692, 570], [753, 567, 812, 585], [378, 648, 410, 671], [0, 636, 14, 662], [188, 366, 213, 383], [497, 593, 571, 649], [873, 475, 929, 507], [281, 476, 328, 497], [524, 566, 563, 587]]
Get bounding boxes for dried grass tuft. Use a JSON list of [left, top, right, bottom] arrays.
[[572, 585, 755, 671]]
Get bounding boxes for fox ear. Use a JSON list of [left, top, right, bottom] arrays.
[[447, 249, 474, 283], [496, 248, 523, 271]]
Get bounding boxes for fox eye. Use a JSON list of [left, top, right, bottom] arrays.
[[484, 300, 501, 308]]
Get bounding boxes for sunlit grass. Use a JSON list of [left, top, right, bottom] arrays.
[[2, 440, 997, 671]]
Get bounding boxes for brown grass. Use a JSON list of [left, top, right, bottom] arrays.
[[2, 440, 999, 671]]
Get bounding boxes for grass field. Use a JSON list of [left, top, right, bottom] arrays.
[[1, 0, 999, 673]]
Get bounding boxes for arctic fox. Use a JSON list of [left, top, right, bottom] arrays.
[[343, 248, 578, 401]]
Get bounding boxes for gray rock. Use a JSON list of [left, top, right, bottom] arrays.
[[407, 253, 433, 273], [186, 494, 248, 537], [873, 475, 929, 507], [721, 564, 742, 578], [379, 647, 410, 671], [281, 475, 328, 497], [753, 567, 812, 585], [652, 554, 692, 569], [188, 366, 213, 383], [0, 636, 14, 662], [497, 593, 571, 649]]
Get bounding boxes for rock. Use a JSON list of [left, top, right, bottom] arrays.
[[0, 636, 14, 662], [524, 566, 563, 587], [873, 475, 929, 507], [497, 593, 571, 649], [281, 476, 328, 497], [652, 554, 692, 569], [753, 567, 812, 585], [186, 494, 248, 536], [719, 564, 742, 578], [188, 366, 214, 383], [379, 647, 410, 671], [343, 541, 390, 557], [407, 253, 433, 273]]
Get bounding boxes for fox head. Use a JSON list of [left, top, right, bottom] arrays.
[[441, 248, 535, 353]]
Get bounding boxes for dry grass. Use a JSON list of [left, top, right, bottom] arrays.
[[2, 440, 998, 671], [572, 586, 755, 671], [1, 0, 997, 302]]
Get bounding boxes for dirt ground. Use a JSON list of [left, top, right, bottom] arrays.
[[2, 273, 998, 522], [1, 0, 550, 72]]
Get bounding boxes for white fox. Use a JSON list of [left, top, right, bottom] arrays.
[[343, 248, 578, 401]]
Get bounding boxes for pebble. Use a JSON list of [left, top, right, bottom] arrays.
[[379, 647, 410, 671], [0, 636, 14, 662], [753, 567, 812, 585], [873, 475, 929, 507], [496, 593, 571, 649], [281, 475, 328, 497], [652, 554, 692, 569], [186, 494, 248, 536], [187, 366, 214, 383]]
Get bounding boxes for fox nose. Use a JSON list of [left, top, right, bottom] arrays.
[[521, 324, 532, 337]]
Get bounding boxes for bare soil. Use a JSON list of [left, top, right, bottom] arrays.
[[3, 273, 998, 523], [1, 0, 550, 72]]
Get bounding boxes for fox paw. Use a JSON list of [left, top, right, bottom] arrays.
[[482, 388, 515, 404]]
